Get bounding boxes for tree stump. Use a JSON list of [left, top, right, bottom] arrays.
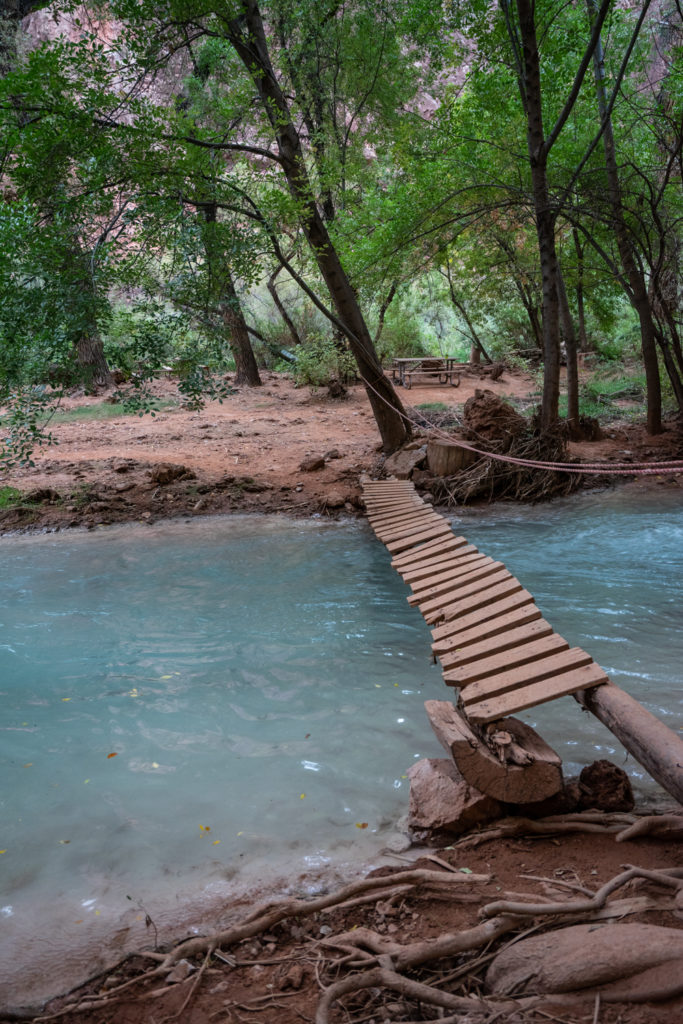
[[426, 439, 478, 476]]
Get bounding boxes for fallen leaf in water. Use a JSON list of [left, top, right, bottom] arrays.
[[61, 697, 72, 702], [300, 793, 306, 799], [199, 824, 211, 832], [74, 920, 83, 924], [237, 831, 244, 836], [84, 779, 90, 784], [160, 675, 172, 680], [24, 763, 32, 767], [152, 762, 160, 768], [0, 850, 6, 855], [305, 733, 310, 739], [212, 839, 221, 845], [59, 839, 70, 844], [459, 867, 472, 874], [107, 752, 118, 759], [355, 822, 369, 829]]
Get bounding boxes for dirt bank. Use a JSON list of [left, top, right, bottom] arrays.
[[1, 368, 681, 535]]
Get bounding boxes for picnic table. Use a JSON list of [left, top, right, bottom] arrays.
[[391, 357, 462, 389]]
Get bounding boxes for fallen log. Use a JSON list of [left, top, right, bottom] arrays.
[[574, 683, 683, 805], [425, 700, 563, 803]]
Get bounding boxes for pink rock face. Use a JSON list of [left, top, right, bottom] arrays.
[[407, 757, 501, 835]]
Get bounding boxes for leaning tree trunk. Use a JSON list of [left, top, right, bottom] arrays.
[[587, 0, 662, 434], [267, 265, 302, 348], [226, 1, 410, 453], [516, 0, 562, 430]]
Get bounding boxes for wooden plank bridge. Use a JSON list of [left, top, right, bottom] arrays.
[[362, 478, 683, 804]]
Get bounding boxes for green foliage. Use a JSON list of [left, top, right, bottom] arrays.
[[292, 336, 356, 389]]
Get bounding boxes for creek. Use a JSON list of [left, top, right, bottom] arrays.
[[1, 486, 681, 1010]]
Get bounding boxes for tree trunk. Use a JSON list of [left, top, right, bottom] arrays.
[[221, 271, 263, 387], [226, 1, 410, 452], [574, 683, 683, 804], [515, 0, 562, 430], [587, 0, 662, 434], [267, 265, 302, 348], [572, 228, 592, 351], [557, 265, 580, 435], [68, 242, 112, 390], [200, 201, 262, 387]]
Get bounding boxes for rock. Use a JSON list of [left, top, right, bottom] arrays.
[[300, 456, 326, 472], [25, 488, 60, 504], [407, 758, 501, 835], [324, 448, 342, 460], [166, 959, 195, 984], [148, 463, 195, 485], [577, 759, 634, 812], [279, 963, 305, 991], [323, 490, 347, 508], [383, 444, 427, 480], [486, 922, 683, 996]]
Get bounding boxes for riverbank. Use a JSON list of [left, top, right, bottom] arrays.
[[1, 368, 681, 536]]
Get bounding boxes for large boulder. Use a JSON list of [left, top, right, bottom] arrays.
[[486, 922, 683, 996], [383, 443, 427, 480], [407, 757, 501, 835]]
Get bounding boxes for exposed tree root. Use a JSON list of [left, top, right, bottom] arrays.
[[480, 865, 683, 919], [29, 848, 683, 1024], [616, 814, 683, 841]]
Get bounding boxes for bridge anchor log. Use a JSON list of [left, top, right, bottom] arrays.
[[574, 683, 683, 806], [425, 699, 563, 804]]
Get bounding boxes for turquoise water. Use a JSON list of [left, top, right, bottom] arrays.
[[1, 489, 682, 1009]]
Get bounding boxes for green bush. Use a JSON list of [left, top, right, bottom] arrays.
[[292, 335, 356, 388]]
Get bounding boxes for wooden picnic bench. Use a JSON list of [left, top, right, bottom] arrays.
[[391, 357, 462, 388]]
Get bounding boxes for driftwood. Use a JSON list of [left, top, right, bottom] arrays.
[[575, 682, 683, 804], [425, 700, 563, 803]]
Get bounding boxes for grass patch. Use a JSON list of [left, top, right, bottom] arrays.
[[46, 398, 177, 424], [0, 485, 23, 509], [415, 402, 450, 413]]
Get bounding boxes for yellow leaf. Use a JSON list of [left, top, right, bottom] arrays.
[[212, 839, 221, 845], [107, 752, 118, 759], [374, 684, 381, 688], [61, 697, 72, 702], [24, 763, 32, 767], [355, 822, 368, 829], [237, 831, 244, 836], [300, 793, 306, 799], [84, 779, 90, 784], [152, 762, 160, 768], [0, 850, 6, 855], [160, 675, 172, 680], [95, 910, 100, 916]]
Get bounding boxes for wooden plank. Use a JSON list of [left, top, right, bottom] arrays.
[[391, 533, 464, 568], [429, 576, 523, 625], [386, 523, 454, 555], [431, 590, 537, 647], [373, 514, 441, 540], [443, 633, 570, 688], [461, 647, 594, 706], [375, 513, 444, 541], [423, 569, 516, 625], [467, 662, 609, 723], [413, 560, 506, 610], [398, 544, 478, 582], [367, 505, 425, 521], [437, 617, 554, 671], [366, 496, 424, 512], [406, 555, 494, 600]]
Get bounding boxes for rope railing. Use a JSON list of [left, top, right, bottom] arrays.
[[360, 369, 683, 477]]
